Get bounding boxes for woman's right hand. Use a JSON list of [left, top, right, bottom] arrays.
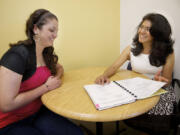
[[95, 75, 110, 85], [44, 76, 61, 91]]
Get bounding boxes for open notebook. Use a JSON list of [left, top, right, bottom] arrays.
[[84, 77, 167, 110]]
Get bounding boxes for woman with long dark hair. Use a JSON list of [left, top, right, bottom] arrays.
[[95, 13, 175, 135], [0, 9, 84, 135]]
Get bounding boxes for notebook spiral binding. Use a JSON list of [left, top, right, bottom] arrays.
[[113, 81, 137, 98]]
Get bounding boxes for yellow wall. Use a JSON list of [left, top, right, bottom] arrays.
[[0, 0, 120, 71]]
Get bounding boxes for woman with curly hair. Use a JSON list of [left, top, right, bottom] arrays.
[[0, 9, 83, 135], [95, 13, 175, 135]]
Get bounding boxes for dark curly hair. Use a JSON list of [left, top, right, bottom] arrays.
[[131, 13, 174, 67], [10, 9, 58, 75]]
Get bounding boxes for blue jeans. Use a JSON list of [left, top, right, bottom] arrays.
[[0, 106, 84, 135]]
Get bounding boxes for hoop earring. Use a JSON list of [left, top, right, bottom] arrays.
[[33, 34, 40, 43]]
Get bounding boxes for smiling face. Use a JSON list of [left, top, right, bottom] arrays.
[[34, 18, 58, 47], [138, 20, 153, 45]]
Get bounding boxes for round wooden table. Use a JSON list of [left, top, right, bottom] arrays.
[[41, 67, 160, 135]]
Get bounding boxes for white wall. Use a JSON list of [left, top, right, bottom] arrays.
[[120, 0, 180, 79]]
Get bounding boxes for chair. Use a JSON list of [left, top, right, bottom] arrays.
[[171, 78, 180, 135], [127, 61, 132, 70]]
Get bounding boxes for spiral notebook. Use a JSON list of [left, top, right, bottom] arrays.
[[84, 77, 167, 110]]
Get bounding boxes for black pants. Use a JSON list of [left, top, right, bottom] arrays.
[[0, 106, 84, 135]]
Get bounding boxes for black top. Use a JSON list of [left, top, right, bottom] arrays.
[[0, 44, 37, 82]]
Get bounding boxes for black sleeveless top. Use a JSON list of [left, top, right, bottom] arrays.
[[0, 44, 37, 82]]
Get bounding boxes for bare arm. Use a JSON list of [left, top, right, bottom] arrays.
[[0, 66, 60, 112], [95, 45, 131, 84], [154, 52, 174, 85], [103, 45, 131, 77], [55, 63, 64, 78]]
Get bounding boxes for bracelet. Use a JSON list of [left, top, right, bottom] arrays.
[[44, 83, 49, 90]]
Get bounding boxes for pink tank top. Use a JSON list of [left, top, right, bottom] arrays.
[[0, 66, 51, 128]]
